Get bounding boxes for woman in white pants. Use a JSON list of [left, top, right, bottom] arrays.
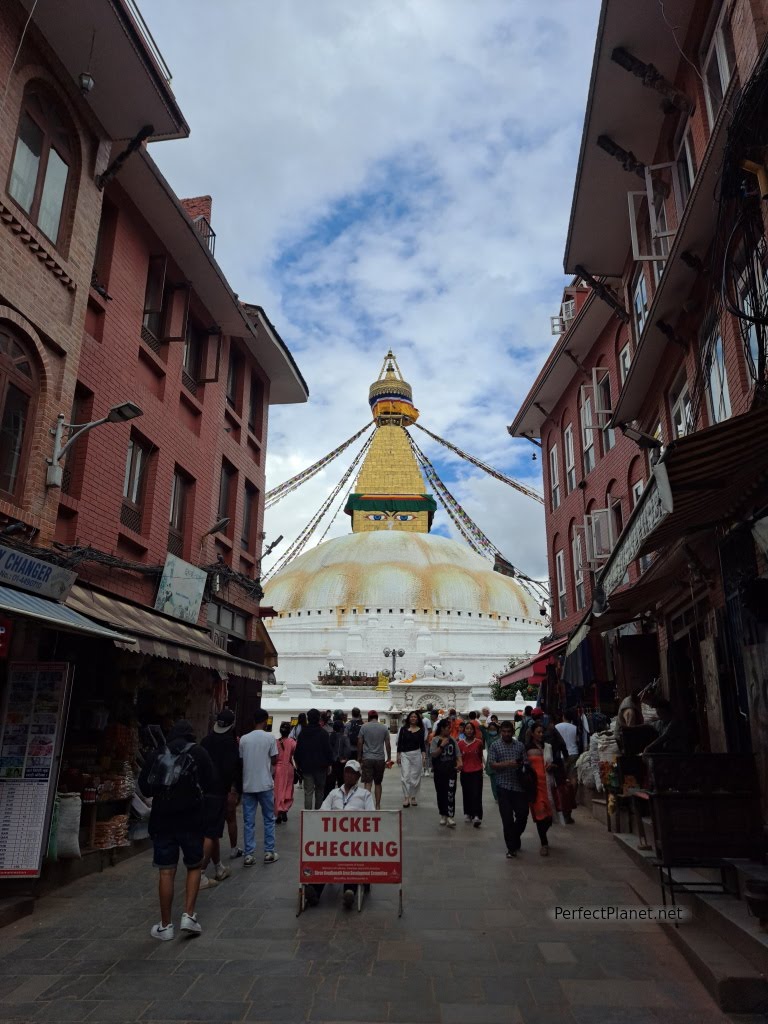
[[397, 711, 427, 807]]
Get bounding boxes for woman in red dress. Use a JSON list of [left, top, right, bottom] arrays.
[[274, 722, 297, 823], [525, 722, 556, 855]]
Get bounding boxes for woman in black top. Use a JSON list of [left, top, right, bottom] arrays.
[[429, 719, 462, 826], [397, 711, 426, 808]]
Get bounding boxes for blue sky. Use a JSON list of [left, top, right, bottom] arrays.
[[146, 0, 602, 580]]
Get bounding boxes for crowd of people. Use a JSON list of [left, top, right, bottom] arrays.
[[136, 702, 587, 938]]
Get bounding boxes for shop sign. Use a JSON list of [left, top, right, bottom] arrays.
[[300, 810, 402, 884], [601, 473, 671, 598], [0, 547, 76, 601], [0, 662, 71, 877], [154, 553, 207, 624]]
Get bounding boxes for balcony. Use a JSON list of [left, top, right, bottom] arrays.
[[192, 215, 216, 256]]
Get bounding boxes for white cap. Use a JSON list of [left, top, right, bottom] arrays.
[[345, 759, 362, 774]]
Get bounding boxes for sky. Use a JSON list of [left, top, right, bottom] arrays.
[[145, 1, 601, 583]]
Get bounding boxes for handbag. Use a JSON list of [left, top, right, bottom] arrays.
[[518, 763, 538, 802]]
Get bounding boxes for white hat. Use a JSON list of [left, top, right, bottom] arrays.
[[344, 759, 362, 774]]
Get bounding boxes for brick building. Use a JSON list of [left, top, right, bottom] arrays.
[[509, 0, 768, 809]]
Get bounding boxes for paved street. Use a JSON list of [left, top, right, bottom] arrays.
[[0, 774, 758, 1024]]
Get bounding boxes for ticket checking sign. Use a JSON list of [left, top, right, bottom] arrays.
[[299, 810, 402, 884]]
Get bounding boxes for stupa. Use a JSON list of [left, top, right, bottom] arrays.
[[261, 354, 543, 721]]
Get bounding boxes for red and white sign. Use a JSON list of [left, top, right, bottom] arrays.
[[300, 810, 402, 884]]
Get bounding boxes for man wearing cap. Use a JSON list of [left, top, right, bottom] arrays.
[[357, 710, 391, 810], [199, 709, 242, 888], [239, 709, 280, 866], [304, 760, 374, 909]]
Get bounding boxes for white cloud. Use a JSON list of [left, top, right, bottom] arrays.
[[145, 0, 600, 582]]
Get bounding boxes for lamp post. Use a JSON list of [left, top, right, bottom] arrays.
[[46, 402, 143, 487], [383, 647, 405, 679]]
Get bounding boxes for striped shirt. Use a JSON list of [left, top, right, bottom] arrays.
[[488, 737, 528, 792]]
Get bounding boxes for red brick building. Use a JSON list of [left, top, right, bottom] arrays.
[[510, 0, 768, 804]]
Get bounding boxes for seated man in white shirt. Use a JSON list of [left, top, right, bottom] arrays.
[[304, 760, 374, 909]]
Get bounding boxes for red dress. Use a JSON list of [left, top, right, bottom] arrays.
[[274, 737, 296, 813]]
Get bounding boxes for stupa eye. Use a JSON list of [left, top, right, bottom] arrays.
[[395, 514, 415, 521], [366, 513, 387, 521]]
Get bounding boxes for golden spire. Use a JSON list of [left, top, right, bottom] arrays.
[[368, 350, 419, 426]]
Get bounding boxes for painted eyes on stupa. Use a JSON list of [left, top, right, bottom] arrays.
[[395, 514, 415, 521], [365, 513, 416, 522], [366, 514, 387, 521]]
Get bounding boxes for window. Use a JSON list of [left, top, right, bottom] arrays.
[[555, 550, 567, 620], [675, 119, 697, 208], [549, 444, 560, 510], [168, 469, 190, 556], [218, 460, 236, 522], [182, 320, 204, 390], [631, 479, 644, 508], [652, 196, 670, 284], [581, 394, 595, 474], [597, 374, 615, 453], [92, 198, 117, 292], [121, 435, 151, 532], [632, 268, 649, 341], [572, 533, 585, 612], [737, 254, 768, 377], [142, 256, 167, 340], [241, 481, 258, 552], [618, 344, 632, 385], [564, 424, 576, 492], [0, 327, 37, 502], [669, 372, 692, 438], [8, 85, 73, 247], [248, 374, 264, 435], [707, 332, 732, 424], [702, 5, 736, 129], [226, 346, 242, 409]]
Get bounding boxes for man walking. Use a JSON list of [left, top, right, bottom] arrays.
[[488, 720, 530, 859], [139, 719, 215, 940], [239, 708, 279, 866], [303, 760, 375, 909], [295, 708, 333, 810], [357, 710, 391, 809], [199, 708, 241, 888]]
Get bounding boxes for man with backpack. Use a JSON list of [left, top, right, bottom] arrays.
[[138, 719, 215, 941], [345, 707, 364, 747], [239, 708, 280, 866]]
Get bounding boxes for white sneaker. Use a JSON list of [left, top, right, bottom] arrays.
[[464, 815, 471, 823], [180, 912, 202, 936], [214, 865, 231, 881], [264, 851, 279, 864], [439, 816, 447, 826], [446, 817, 456, 828], [473, 818, 482, 828], [244, 855, 255, 866], [343, 889, 355, 909], [229, 847, 243, 859], [198, 875, 218, 890], [150, 922, 174, 941]]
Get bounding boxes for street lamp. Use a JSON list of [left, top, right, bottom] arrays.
[[46, 401, 143, 487], [383, 647, 405, 678]]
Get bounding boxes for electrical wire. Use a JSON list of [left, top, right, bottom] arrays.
[[1, 0, 39, 115]]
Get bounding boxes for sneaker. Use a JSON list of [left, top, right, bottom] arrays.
[[439, 816, 447, 826], [264, 851, 279, 864], [506, 850, 517, 859], [180, 912, 202, 936], [343, 888, 355, 909], [198, 875, 218, 890], [464, 815, 471, 823], [410, 799, 418, 806], [446, 817, 456, 828], [473, 818, 482, 828], [244, 855, 255, 866], [230, 847, 243, 859], [214, 865, 231, 882], [150, 922, 174, 941]]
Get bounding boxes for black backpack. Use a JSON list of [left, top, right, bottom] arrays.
[[346, 718, 362, 746], [146, 742, 202, 811]]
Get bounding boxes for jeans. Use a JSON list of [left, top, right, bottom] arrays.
[[303, 769, 327, 810], [497, 787, 529, 853], [242, 790, 275, 856], [433, 769, 456, 818], [460, 770, 483, 820]]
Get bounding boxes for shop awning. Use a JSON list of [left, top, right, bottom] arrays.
[[599, 405, 768, 601], [0, 585, 137, 644], [66, 585, 274, 683], [499, 637, 567, 687]]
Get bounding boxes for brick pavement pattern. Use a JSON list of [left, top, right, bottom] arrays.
[[0, 776, 762, 1023]]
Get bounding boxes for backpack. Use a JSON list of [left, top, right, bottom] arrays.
[[346, 718, 362, 746], [146, 742, 202, 811]]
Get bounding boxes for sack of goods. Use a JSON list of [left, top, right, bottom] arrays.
[[56, 793, 82, 860], [576, 750, 595, 789]]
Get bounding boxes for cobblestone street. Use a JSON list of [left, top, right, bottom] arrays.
[[0, 776, 761, 1024]]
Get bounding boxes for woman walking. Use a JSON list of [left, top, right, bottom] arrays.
[[397, 711, 426, 807], [458, 721, 484, 827], [484, 720, 500, 803], [525, 722, 556, 855], [326, 719, 352, 796], [274, 722, 297, 823], [430, 719, 462, 827]]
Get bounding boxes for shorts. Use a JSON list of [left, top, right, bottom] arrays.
[[152, 830, 204, 869], [361, 759, 385, 785], [204, 793, 228, 839]]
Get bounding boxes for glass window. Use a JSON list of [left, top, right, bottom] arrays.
[[598, 374, 615, 453], [182, 321, 204, 380], [218, 461, 236, 520], [669, 372, 692, 438], [142, 256, 167, 339], [632, 269, 649, 342], [619, 344, 632, 385], [702, 6, 736, 128], [123, 437, 148, 506], [169, 470, 188, 531], [241, 481, 258, 551], [227, 346, 242, 408], [707, 333, 732, 424], [581, 395, 595, 474], [676, 120, 697, 207], [549, 444, 560, 511], [248, 374, 264, 434], [631, 479, 644, 508], [572, 533, 585, 612], [564, 424, 576, 492], [8, 86, 72, 246], [555, 550, 567, 620], [0, 328, 36, 502], [652, 197, 670, 284]]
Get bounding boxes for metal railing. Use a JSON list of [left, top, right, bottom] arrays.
[[193, 215, 216, 256], [122, 0, 173, 84]]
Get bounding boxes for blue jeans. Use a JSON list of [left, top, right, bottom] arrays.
[[242, 790, 275, 856]]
